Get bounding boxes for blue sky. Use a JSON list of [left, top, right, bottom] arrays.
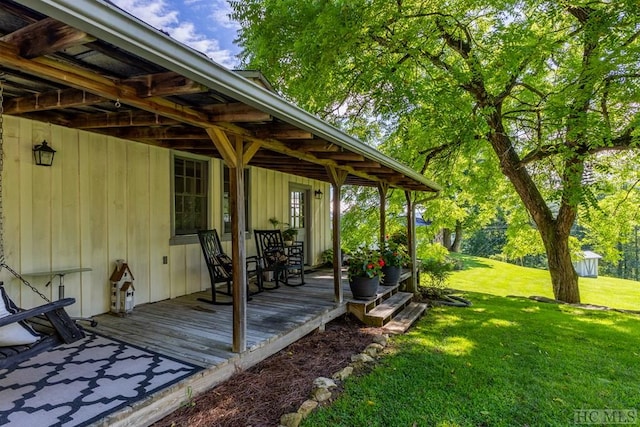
[[110, 0, 242, 68]]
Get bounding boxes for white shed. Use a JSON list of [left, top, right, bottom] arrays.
[[573, 251, 602, 278]]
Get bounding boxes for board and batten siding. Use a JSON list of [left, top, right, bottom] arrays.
[[0, 116, 331, 317]]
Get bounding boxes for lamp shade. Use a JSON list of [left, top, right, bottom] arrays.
[[33, 140, 56, 166]]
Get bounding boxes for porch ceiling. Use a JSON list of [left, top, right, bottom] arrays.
[[0, 0, 440, 193]]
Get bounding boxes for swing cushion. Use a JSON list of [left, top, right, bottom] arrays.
[[0, 283, 41, 346]]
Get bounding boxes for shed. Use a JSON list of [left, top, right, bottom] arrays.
[[573, 251, 602, 278]]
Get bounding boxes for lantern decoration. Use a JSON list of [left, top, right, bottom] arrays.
[[109, 259, 135, 315], [33, 140, 56, 166]]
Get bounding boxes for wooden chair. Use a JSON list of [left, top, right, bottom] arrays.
[[0, 295, 85, 370], [197, 229, 260, 305], [254, 229, 305, 288]]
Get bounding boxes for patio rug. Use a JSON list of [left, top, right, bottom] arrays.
[[0, 332, 203, 427]]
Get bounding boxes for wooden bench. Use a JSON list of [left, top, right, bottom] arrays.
[[0, 298, 85, 370]]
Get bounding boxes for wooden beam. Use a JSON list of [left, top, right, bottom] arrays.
[[98, 126, 207, 140], [5, 88, 105, 113], [123, 71, 209, 97], [326, 166, 349, 188], [290, 140, 340, 153], [0, 18, 95, 58], [206, 127, 237, 168], [242, 141, 261, 165], [314, 152, 366, 162], [346, 161, 382, 169], [203, 103, 273, 123], [71, 111, 181, 129], [256, 128, 314, 140]]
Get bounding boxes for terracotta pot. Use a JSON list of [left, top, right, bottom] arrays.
[[381, 266, 401, 286], [348, 275, 380, 300]]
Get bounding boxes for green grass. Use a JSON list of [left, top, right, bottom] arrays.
[[303, 257, 640, 426], [447, 254, 640, 311]]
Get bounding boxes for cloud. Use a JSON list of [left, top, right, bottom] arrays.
[[110, 0, 237, 68]]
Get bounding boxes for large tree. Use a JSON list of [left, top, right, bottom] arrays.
[[232, 0, 640, 303]]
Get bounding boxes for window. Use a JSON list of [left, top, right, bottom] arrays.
[[290, 189, 305, 229], [173, 156, 208, 235], [222, 166, 250, 234]]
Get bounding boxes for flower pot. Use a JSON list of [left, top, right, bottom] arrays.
[[349, 275, 380, 300], [381, 266, 401, 286]]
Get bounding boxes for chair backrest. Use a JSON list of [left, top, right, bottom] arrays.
[[197, 229, 231, 281], [254, 229, 286, 268]]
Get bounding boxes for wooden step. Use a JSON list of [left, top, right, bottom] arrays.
[[363, 292, 413, 327], [383, 302, 428, 334]]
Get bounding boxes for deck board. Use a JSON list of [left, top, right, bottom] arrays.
[[92, 269, 347, 368]]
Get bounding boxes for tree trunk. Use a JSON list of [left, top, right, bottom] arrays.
[[450, 222, 463, 253], [543, 230, 580, 303], [442, 228, 452, 251]]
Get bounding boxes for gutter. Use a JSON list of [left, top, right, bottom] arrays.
[[18, 0, 441, 192]]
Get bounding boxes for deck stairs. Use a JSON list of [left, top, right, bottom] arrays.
[[346, 280, 428, 334]]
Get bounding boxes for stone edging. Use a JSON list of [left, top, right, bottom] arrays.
[[278, 333, 389, 427]]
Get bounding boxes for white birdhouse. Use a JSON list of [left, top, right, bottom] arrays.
[[110, 259, 135, 315]]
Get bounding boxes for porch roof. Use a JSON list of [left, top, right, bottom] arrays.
[[0, 0, 441, 193]]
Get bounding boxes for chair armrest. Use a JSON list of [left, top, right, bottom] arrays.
[[0, 298, 76, 327]]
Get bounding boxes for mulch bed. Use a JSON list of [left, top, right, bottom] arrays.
[[153, 314, 384, 427]]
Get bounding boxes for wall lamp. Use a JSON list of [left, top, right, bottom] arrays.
[[33, 140, 56, 166], [314, 189, 324, 200]]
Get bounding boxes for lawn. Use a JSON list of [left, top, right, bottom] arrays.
[[447, 254, 640, 311], [303, 257, 640, 426]]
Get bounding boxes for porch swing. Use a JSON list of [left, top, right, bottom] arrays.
[[0, 77, 85, 370]]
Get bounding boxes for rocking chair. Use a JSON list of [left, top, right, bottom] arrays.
[[254, 229, 305, 288], [197, 229, 260, 305]]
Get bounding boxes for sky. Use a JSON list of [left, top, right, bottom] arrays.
[[110, 0, 242, 69]]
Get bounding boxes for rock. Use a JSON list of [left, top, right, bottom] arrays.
[[297, 399, 318, 418], [332, 366, 354, 381], [351, 353, 375, 364], [364, 343, 384, 357], [280, 412, 303, 427], [313, 377, 337, 389], [311, 386, 332, 402], [372, 334, 389, 347]]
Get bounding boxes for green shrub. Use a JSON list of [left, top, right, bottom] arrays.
[[420, 257, 456, 292]]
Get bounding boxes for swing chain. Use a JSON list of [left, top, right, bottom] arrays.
[[0, 76, 5, 267], [0, 263, 51, 302], [0, 78, 50, 303]]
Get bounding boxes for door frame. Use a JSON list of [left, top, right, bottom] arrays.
[[288, 183, 312, 265]]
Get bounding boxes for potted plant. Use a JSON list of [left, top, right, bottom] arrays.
[[282, 228, 298, 245], [347, 247, 385, 299], [380, 241, 409, 286]]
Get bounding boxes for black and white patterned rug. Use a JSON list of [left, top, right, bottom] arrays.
[[0, 332, 203, 426]]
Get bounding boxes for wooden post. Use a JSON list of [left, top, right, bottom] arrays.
[[405, 190, 418, 294], [326, 167, 348, 303], [208, 127, 261, 353], [378, 183, 388, 249], [229, 135, 247, 353]]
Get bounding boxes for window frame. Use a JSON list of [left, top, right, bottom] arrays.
[[170, 152, 210, 245]]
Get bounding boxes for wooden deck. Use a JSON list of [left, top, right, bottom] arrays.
[[94, 269, 346, 368], [92, 269, 350, 426]]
